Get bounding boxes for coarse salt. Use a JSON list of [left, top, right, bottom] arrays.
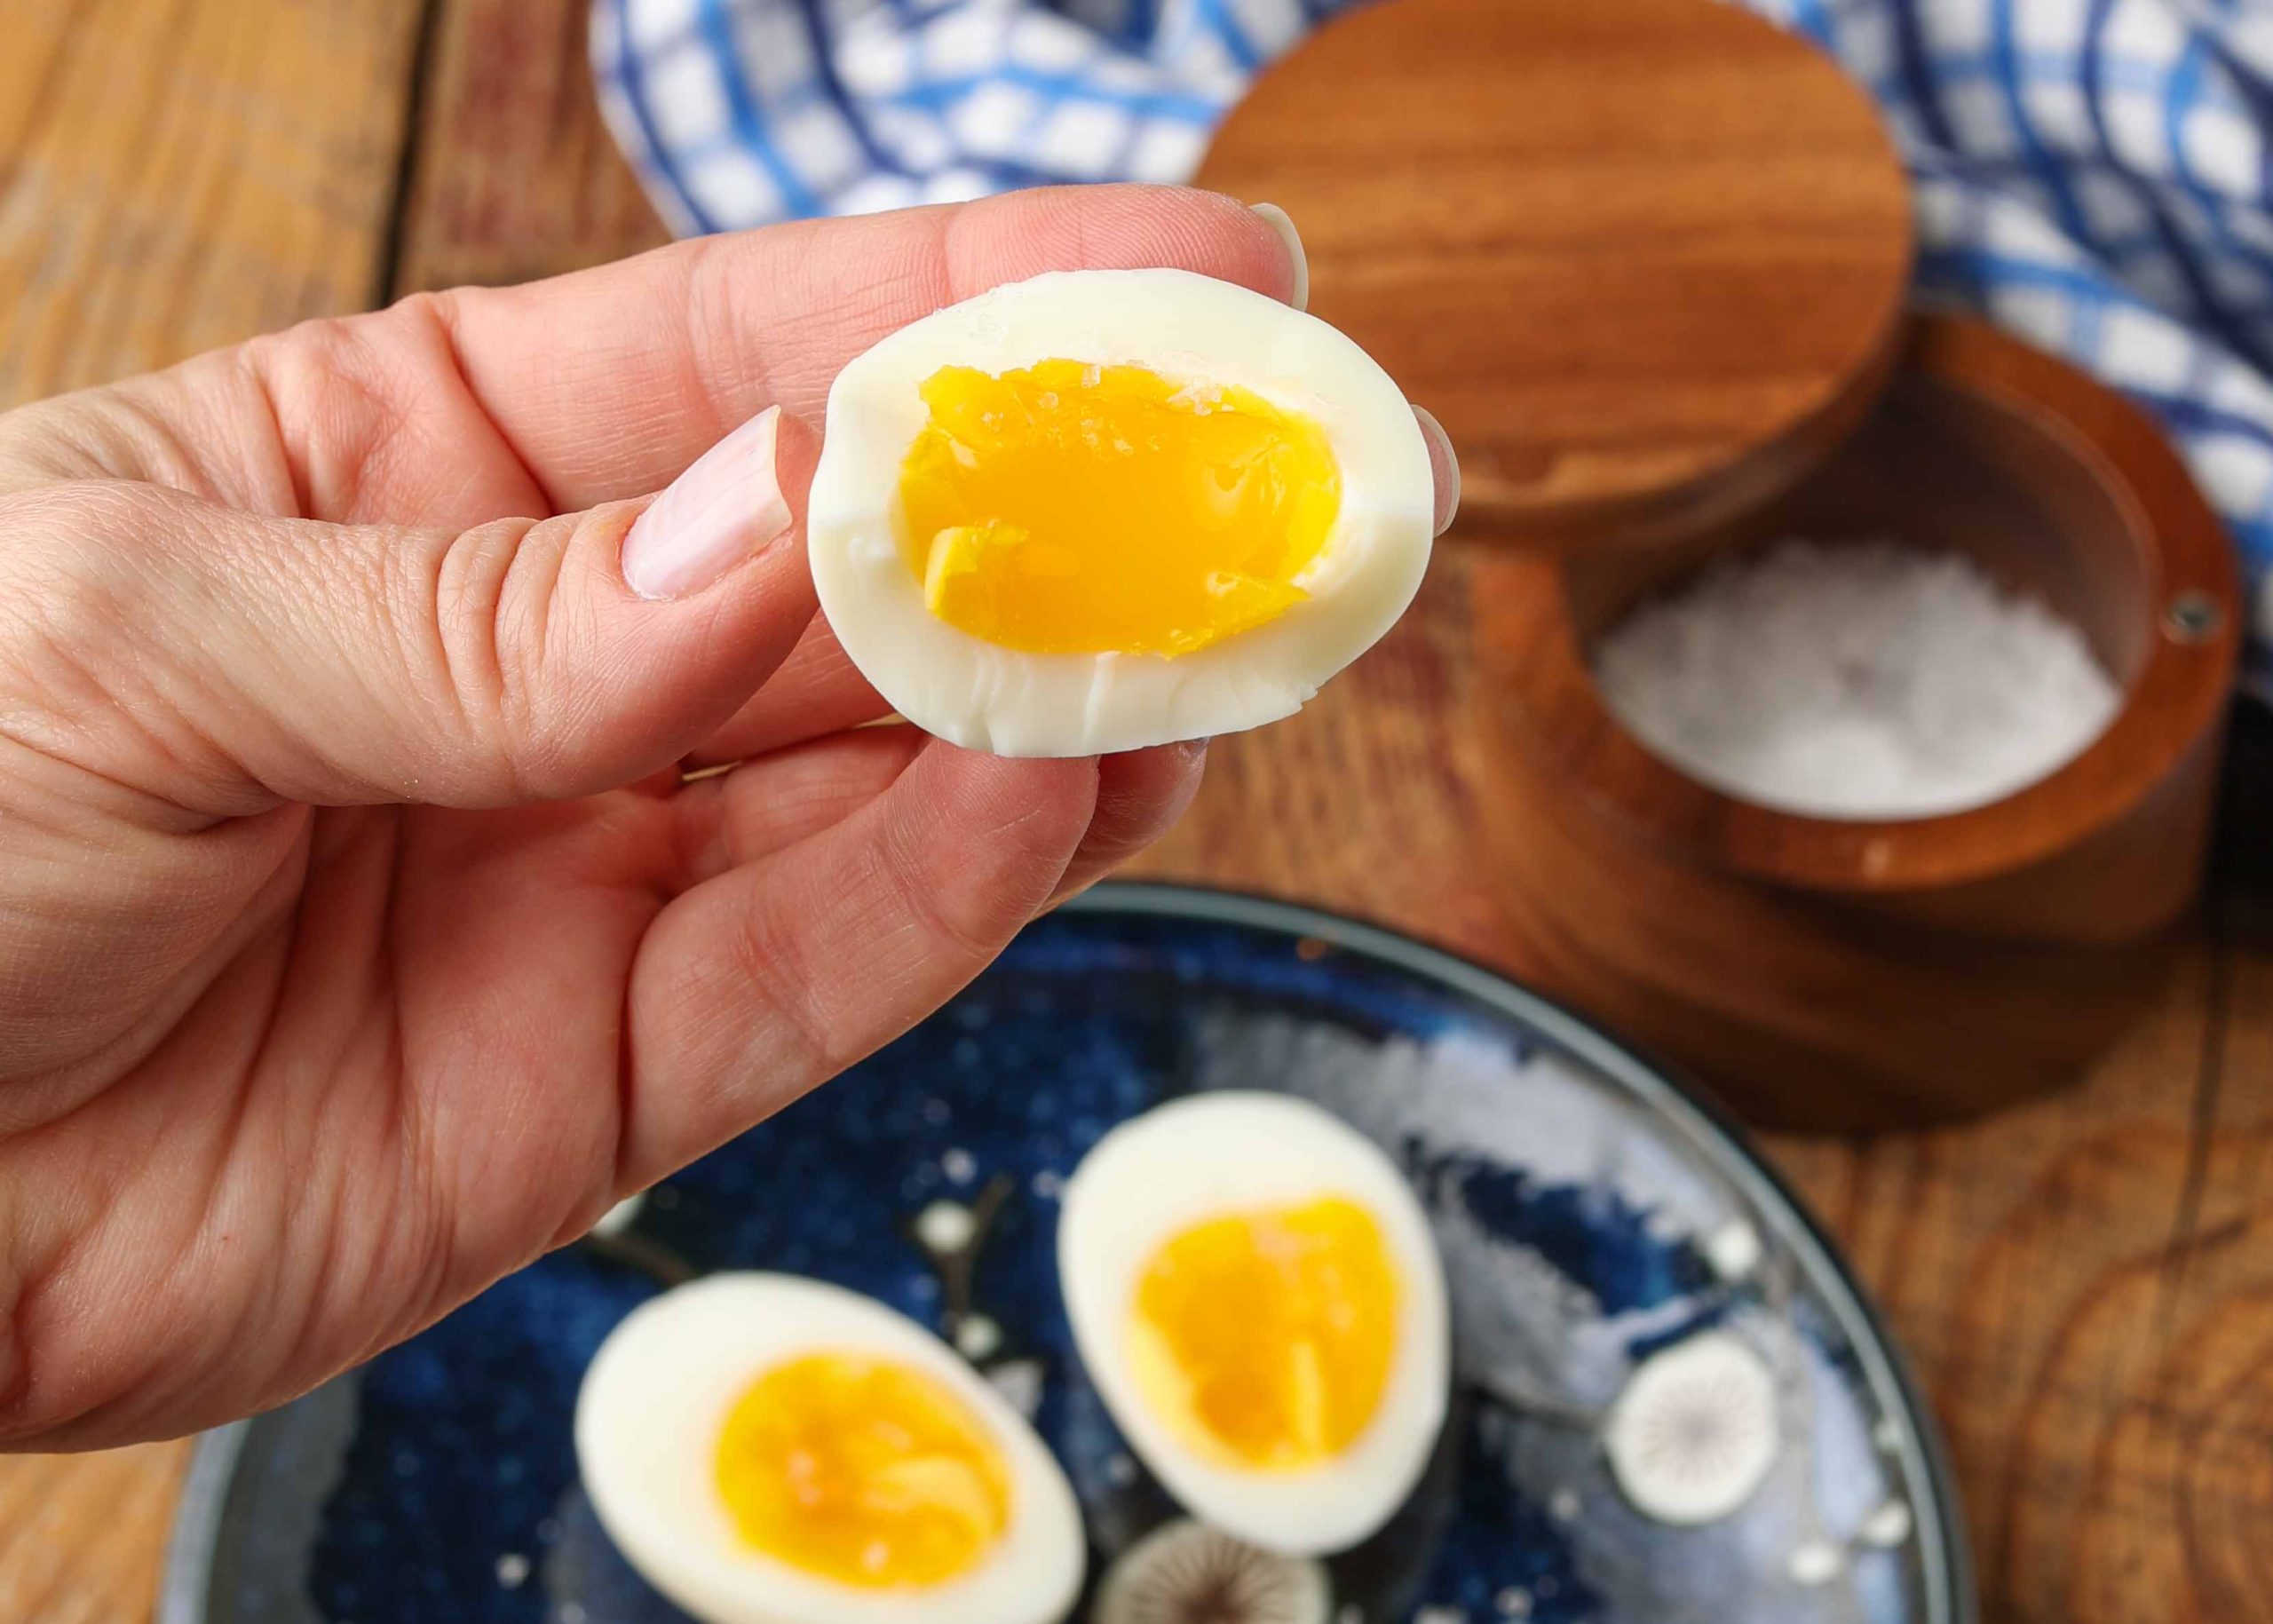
[[1592, 539, 2120, 820]]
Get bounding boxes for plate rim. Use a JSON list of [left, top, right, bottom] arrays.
[[162, 880, 1976, 1624]]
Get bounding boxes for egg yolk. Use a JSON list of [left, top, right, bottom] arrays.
[[714, 1351, 1011, 1588], [895, 360, 1342, 657], [1127, 1195, 1398, 1471]]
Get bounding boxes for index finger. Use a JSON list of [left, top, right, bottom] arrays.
[[432, 185, 1299, 511]]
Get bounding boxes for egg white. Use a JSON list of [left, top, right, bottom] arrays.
[[807, 268, 1436, 757], [574, 1273, 1084, 1624], [1056, 1092, 1452, 1556]]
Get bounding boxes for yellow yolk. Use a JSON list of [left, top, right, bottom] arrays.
[[895, 360, 1342, 657], [714, 1351, 1011, 1588], [1127, 1195, 1398, 1471]]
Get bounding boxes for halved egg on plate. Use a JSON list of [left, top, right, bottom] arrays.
[[1057, 1091, 1452, 1556], [575, 1273, 1083, 1624], [808, 268, 1437, 756]]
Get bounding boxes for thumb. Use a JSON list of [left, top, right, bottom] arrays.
[[0, 408, 819, 817]]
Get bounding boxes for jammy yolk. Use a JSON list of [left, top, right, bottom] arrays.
[[1128, 1195, 1398, 1471], [714, 1352, 1010, 1588], [895, 360, 1342, 657]]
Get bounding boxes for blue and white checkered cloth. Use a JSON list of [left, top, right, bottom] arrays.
[[596, 0, 2273, 695]]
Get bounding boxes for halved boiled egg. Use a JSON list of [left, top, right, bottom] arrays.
[[1057, 1092, 1451, 1556], [575, 1273, 1083, 1624], [808, 268, 1436, 756]]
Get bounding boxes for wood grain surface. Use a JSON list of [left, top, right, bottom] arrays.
[[0, 0, 426, 404], [391, 0, 668, 293], [0, 1, 2267, 1620], [1196, 0, 1913, 546]]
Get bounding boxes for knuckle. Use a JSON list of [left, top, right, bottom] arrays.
[[0, 479, 170, 648], [362, 516, 516, 802], [427, 519, 519, 717], [0, 1243, 97, 1449], [396, 511, 583, 803], [724, 898, 846, 1082], [1, 474, 162, 544], [245, 302, 445, 519], [875, 835, 1001, 970], [0, 480, 254, 812], [0, 1275, 27, 1446]]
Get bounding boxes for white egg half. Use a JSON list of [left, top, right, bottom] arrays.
[[807, 268, 1436, 757], [575, 1273, 1083, 1624], [1056, 1092, 1451, 1556]]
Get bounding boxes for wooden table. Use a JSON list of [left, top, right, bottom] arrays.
[[3, 4, 2267, 1620]]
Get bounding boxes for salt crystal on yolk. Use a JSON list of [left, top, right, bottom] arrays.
[[1125, 1195, 1398, 1472], [896, 360, 1342, 657], [714, 1352, 1010, 1588]]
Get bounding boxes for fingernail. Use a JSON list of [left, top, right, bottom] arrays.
[[1250, 202, 1309, 313], [1414, 405, 1461, 536], [622, 407, 794, 601]]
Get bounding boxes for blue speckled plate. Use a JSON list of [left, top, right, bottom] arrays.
[[161, 884, 1971, 1624]]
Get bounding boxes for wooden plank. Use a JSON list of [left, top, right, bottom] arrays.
[[389, 0, 667, 296], [0, 0, 427, 407]]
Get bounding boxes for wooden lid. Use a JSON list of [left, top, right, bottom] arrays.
[[1196, 0, 1913, 545]]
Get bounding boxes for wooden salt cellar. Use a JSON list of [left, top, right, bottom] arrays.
[[1202, 0, 2242, 1127], [1473, 318, 2238, 1128]]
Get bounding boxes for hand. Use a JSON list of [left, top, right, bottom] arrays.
[[0, 184, 1453, 1452]]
